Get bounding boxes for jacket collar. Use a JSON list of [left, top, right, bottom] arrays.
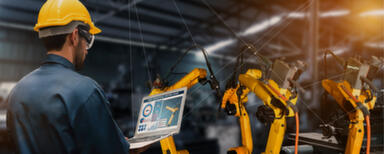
[[42, 54, 75, 70]]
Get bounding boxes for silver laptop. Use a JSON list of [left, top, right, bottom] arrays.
[[127, 87, 187, 149]]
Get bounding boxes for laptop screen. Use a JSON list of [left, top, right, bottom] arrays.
[[136, 88, 187, 135]]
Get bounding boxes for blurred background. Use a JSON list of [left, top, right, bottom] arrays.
[[0, 0, 383, 153]]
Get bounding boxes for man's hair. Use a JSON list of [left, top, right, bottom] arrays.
[[41, 34, 68, 51]]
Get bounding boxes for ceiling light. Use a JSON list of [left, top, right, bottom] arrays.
[[240, 15, 282, 36], [287, 12, 307, 19], [365, 42, 384, 48], [320, 10, 350, 17], [360, 10, 384, 17], [204, 39, 235, 53]]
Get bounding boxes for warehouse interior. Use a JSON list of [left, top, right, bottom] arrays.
[[0, 0, 383, 153]]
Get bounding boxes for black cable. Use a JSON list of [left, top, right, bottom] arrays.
[[164, 44, 222, 102], [324, 50, 346, 82], [227, 47, 247, 89], [164, 44, 214, 81], [164, 46, 196, 81]]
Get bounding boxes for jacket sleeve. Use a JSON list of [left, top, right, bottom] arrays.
[[73, 91, 130, 154]]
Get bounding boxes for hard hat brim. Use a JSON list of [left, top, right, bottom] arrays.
[[89, 25, 101, 35]]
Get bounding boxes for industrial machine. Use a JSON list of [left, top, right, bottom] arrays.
[[221, 51, 305, 154], [321, 50, 378, 154], [147, 45, 221, 154]]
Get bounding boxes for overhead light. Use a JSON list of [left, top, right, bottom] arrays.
[[193, 38, 235, 61], [200, 9, 354, 55], [287, 10, 350, 19], [333, 47, 349, 54], [204, 39, 235, 53], [287, 12, 307, 19], [197, 15, 283, 56], [365, 42, 384, 48], [320, 10, 350, 17], [199, 9, 349, 55], [360, 9, 384, 17], [240, 15, 282, 36]]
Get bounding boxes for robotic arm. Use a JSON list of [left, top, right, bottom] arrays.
[[221, 82, 253, 154], [322, 52, 377, 154], [149, 68, 207, 154], [221, 59, 305, 154], [242, 66, 300, 154], [148, 45, 222, 154]]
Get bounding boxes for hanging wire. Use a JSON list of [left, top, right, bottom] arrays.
[[171, 0, 198, 45], [175, 1, 382, 139], [180, 0, 315, 119], [164, 44, 216, 83], [185, 1, 312, 99], [197, 0, 313, 79], [188, 0, 312, 93], [127, 2, 136, 134], [200, 0, 253, 46], [166, 0, 365, 130], [133, 4, 153, 83], [232, 1, 364, 127]]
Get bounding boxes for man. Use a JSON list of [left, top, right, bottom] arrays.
[[6, 0, 145, 153]]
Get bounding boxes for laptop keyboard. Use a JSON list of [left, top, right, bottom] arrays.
[[128, 135, 165, 143]]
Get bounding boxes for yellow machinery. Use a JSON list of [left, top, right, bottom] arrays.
[[147, 45, 221, 154], [321, 50, 377, 154], [149, 68, 206, 154], [221, 80, 253, 154], [221, 57, 305, 154], [166, 106, 179, 126]]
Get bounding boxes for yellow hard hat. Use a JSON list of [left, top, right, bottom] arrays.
[[34, 0, 101, 35]]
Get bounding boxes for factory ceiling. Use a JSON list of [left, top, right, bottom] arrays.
[[0, 0, 382, 60]]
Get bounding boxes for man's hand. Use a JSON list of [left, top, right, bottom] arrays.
[[126, 137, 151, 154], [129, 145, 151, 154]]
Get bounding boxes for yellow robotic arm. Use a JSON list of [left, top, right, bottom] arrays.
[[147, 45, 222, 154], [149, 66, 221, 154], [240, 69, 299, 154], [221, 58, 304, 154], [149, 68, 206, 154], [221, 84, 253, 154], [321, 53, 377, 154], [322, 80, 376, 154], [149, 68, 207, 95]]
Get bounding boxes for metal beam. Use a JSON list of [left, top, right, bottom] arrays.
[[99, 22, 177, 40], [94, 0, 144, 23], [309, 0, 320, 106], [86, 1, 231, 31], [86, 2, 230, 41], [136, 3, 204, 24], [0, 4, 178, 45], [179, 0, 252, 21], [0, 20, 164, 50], [0, 20, 267, 65]]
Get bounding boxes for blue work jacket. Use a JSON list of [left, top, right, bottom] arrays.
[[6, 54, 130, 154]]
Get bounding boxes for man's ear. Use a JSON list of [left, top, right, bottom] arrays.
[[69, 28, 79, 46]]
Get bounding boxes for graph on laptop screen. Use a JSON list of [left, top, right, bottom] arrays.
[[137, 90, 184, 134]]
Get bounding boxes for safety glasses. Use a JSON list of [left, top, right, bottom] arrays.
[[78, 25, 95, 50]]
